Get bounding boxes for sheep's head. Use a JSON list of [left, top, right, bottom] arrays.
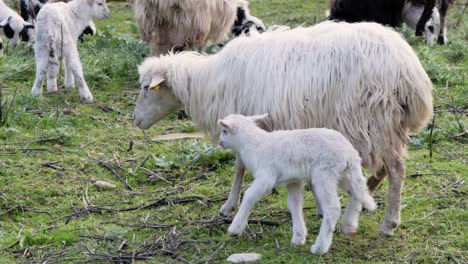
[[133, 57, 182, 130], [218, 114, 268, 150], [0, 16, 34, 47], [87, 0, 110, 19], [423, 8, 440, 46]]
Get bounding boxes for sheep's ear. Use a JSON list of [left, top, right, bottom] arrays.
[[149, 76, 165, 92], [249, 113, 269, 122], [218, 120, 233, 129], [24, 22, 34, 29]]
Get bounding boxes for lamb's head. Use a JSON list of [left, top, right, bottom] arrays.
[[0, 16, 34, 47], [218, 114, 268, 150], [133, 57, 182, 130], [86, 0, 110, 19]]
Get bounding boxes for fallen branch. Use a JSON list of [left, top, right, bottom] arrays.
[[97, 160, 134, 190]]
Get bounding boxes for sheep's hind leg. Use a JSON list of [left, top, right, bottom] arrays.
[[219, 157, 245, 217], [310, 169, 341, 255], [65, 46, 93, 102], [287, 181, 307, 245], [31, 50, 48, 96], [228, 171, 275, 235]]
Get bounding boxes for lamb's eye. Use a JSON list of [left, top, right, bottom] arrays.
[[222, 129, 227, 135], [143, 85, 149, 90], [98, 3, 103, 6]]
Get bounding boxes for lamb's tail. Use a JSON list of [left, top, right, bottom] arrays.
[[348, 161, 377, 211]]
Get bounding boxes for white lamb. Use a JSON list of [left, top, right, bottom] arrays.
[[133, 22, 433, 236], [31, 0, 110, 102], [217, 114, 376, 255]]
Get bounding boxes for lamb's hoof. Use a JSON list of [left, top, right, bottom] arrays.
[[311, 244, 328, 256], [291, 235, 306, 246], [47, 86, 58, 93], [342, 225, 357, 236], [31, 88, 42, 96], [228, 224, 243, 236], [81, 93, 93, 103]]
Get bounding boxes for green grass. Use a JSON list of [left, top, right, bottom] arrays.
[[0, 1, 467, 263]]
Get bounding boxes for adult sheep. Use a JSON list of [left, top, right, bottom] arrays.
[[133, 22, 433, 236], [134, 0, 264, 55], [329, 0, 437, 42]]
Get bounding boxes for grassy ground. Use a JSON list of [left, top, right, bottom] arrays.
[[0, 1, 467, 263]]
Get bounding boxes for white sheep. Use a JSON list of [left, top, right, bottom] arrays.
[[133, 21, 433, 236], [0, 0, 34, 47], [31, 0, 110, 102], [217, 114, 377, 255], [134, 0, 264, 55]]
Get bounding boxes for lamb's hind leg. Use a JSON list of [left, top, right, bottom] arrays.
[[287, 181, 307, 245], [63, 57, 74, 89], [380, 155, 405, 236], [31, 49, 49, 95], [310, 169, 341, 255], [220, 157, 245, 217], [46, 48, 59, 93], [64, 45, 93, 102]]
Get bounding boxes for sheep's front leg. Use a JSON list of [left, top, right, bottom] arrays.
[[380, 156, 405, 236], [219, 157, 245, 217], [228, 171, 275, 235], [287, 181, 307, 245], [64, 45, 93, 102]]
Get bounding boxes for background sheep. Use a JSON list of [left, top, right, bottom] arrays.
[[133, 21, 433, 236], [20, 0, 97, 43], [329, 0, 436, 40], [31, 0, 110, 102], [402, 2, 440, 45], [134, 0, 264, 55], [0, 0, 34, 47], [230, 0, 266, 36], [218, 114, 377, 255]]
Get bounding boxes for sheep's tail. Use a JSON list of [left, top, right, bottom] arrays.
[[348, 160, 377, 211], [402, 56, 434, 133]]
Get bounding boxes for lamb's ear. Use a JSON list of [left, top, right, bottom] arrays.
[[218, 120, 233, 130], [149, 76, 165, 92], [249, 113, 269, 122]]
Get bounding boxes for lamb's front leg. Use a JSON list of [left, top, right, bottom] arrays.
[[287, 181, 307, 245], [228, 171, 275, 235], [220, 157, 245, 217]]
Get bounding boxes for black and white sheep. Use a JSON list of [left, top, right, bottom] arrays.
[[329, 0, 440, 43], [132, 22, 433, 236], [20, 0, 97, 42], [0, 0, 34, 47]]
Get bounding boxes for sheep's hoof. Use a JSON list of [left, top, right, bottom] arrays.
[[379, 222, 397, 236], [219, 203, 236, 217]]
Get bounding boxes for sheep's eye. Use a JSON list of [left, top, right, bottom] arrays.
[[98, 3, 103, 6], [143, 85, 149, 91]]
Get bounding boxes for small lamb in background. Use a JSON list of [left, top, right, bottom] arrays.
[[31, 0, 110, 102], [218, 114, 377, 255]]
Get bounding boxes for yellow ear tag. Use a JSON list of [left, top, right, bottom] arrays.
[[149, 84, 160, 92]]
